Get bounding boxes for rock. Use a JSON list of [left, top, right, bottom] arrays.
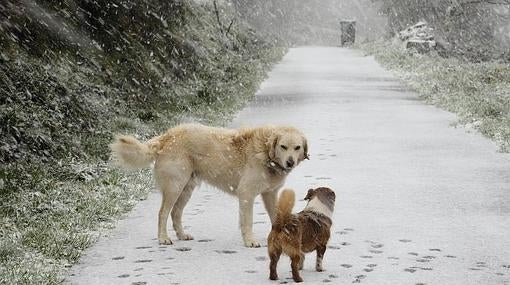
[[399, 21, 433, 41], [398, 21, 437, 53]]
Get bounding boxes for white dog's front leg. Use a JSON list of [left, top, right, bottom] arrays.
[[238, 194, 260, 247], [261, 190, 278, 224]]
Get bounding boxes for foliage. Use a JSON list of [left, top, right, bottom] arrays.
[[371, 0, 510, 61], [0, 0, 285, 189], [359, 40, 510, 152]]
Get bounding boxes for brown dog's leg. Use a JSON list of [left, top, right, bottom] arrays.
[[315, 245, 327, 272], [298, 252, 305, 270], [268, 246, 281, 280], [291, 255, 303, 282]]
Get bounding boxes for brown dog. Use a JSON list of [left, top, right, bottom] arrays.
[[267, 187, 336, 282]]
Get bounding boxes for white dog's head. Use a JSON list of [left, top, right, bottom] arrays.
[[267, 127, 309, 171]]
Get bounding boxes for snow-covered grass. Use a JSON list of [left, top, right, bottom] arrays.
[[358, 40, 510, 152], [0, 167, 151, 284]]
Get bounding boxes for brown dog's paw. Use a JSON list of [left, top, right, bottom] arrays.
[[293, 276, 304, 283], [158, 237, 173, 245], [269, 273, 278, 280]]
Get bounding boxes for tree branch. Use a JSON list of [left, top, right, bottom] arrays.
[[213, 0, 224, 34], [225, 18, 235, 36]]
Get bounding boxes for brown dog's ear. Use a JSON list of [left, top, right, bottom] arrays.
[[300, 136, 309, 161], [304, 188, 315, 200], [267, 132, 280, 160], [328, 190, 336, 201]]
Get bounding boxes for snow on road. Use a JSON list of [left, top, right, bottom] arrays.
[[67, 47, 510, 285]]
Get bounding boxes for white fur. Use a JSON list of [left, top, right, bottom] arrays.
[[304, 197, 333, 218]]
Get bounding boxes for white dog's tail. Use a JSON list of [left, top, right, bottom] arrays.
[[110, 135, 159, 169]]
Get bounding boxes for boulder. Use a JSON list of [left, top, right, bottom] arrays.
[[398, 21, 437, 53]]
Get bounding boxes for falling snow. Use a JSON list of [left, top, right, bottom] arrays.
[[1, 0, 509, 284]]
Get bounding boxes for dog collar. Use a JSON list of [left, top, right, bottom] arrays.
[[268, 159, 288, 175]]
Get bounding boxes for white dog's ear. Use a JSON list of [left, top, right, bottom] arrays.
[[267, 132, 280, 160], [300, 136, 309, 161]]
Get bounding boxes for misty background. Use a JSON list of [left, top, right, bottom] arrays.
[[2, 0, 509, 60], [232, 0, 510, 60]]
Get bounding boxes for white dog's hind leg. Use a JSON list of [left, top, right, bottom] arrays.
[[155, 159, 192, 245], [261, 190, 278, 224], [158, 188, 180, 245], [171, 175, 199, 240]]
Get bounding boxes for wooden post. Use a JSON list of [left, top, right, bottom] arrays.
[[340, 20, 356, 46]]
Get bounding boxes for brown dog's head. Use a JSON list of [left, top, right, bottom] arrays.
[[267, 127, 308, 171], [304, 187, 336, 212]]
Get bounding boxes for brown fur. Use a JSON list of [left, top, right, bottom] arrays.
[[267, 188, 335, 282], [110, 123, 308, 247]]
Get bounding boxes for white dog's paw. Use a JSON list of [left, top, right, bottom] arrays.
[[158, 237, 173, 245], [244, 238, 261, 248], [177, 232, 194, 241]]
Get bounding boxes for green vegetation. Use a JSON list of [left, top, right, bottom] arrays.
[[358, 40, 510, 152], [0, 0, 285, 283]]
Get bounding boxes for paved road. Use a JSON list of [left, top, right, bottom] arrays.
[[67, 47, 510, 285]]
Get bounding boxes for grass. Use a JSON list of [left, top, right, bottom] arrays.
[[357, 40, 510, 152], [0, 167, 152, 284], [0, 0, 286, 283]]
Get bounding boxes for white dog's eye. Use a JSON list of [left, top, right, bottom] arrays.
[[295, 146, 301, 151], [280, 145, 287, 150]]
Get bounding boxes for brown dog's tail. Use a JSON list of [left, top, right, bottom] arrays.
[[277, 189, 295, 217], [109, 135, 160, 169], [273, 189, 296, 229]]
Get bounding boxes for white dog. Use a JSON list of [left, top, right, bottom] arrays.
[[110, 123, 308, 247]]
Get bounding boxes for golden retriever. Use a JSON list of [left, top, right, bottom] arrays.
[[110, 123, 308, 247]]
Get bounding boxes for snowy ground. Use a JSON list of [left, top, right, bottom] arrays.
[[67, 47, 510, 285]]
